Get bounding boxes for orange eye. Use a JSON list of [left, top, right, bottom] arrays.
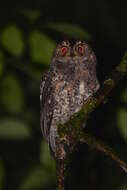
[[77, 46, 84, 55], [61, 46, 68, 56]]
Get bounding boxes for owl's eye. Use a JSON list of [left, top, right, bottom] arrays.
[[76, 46, 85, 55], [60, 46, 68, 56]]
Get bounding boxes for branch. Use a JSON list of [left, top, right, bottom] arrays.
[[80, 132, 127, 173], [56, 160, 65, 190]]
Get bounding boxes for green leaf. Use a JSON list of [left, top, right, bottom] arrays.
[[40, 141, 55, 171], [117, 108, 127, 143], [1, 25, 24, 56], [121, 87, 127, 103], [46, 22, 92, 40], [19, 166, 55, 190], [29, 31, 56, 64], [118, 182, 127, 190], [0, 63, 3, 77], [0, 52, 4, 77], [1, 74, 24, 114], [0, 159, 5, 189], [0, 118, 31, 139], [21, 9, 40, 21]]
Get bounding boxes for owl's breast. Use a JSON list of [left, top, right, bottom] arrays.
[[52, 79, 88, 125]]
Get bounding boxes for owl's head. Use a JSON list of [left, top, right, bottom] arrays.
[[52, 40, 96, 64], [50, 40, 98, 80]]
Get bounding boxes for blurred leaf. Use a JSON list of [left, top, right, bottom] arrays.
[[1, 25, 24, 56], [0, 118, 31, 139], [121, 87, 127, 103], [19, 166, 55, 190], [0, 63, 3, 77], [1, 74, 24, 114], [118, 182, 127, 190], [46, 22, 92, 40], [0, 159, 5, 189], [40, 141, 55, 171], [21, 9, 40, 21], [29, 31, 56, 64], [9, 60, 43, 82], [117, 108, 127, 143], [0, 52, 4, 77]]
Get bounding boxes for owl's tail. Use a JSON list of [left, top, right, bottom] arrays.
[[48, 125, 66, 160]]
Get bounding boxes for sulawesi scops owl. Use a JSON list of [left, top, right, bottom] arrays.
[[40, 40, 100, 160]]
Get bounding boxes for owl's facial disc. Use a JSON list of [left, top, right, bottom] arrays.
[[53, 41, 93, 65], [57, 41, 86, 58]]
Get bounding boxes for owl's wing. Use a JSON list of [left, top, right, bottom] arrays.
[[40, 72, 48, 106], [40, 71, 54, 143]]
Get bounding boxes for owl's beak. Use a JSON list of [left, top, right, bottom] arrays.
[[70, 49, 75, 57], [70, 49, 79, 58]]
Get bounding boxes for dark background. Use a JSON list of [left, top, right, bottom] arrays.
[[0, 0, 127, 189]]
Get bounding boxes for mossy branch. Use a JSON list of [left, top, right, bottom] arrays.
[[56, 52, 127, 190], [56, 160, 65, 190], [80, 132, 127, 172]]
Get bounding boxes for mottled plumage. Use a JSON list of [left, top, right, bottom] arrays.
[[40, 40, 100, 160]]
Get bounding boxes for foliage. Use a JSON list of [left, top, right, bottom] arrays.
[[1, 25, 24, 56], [45, 22, 92, 40], [1, 74, 24, 114], [0, 118, 31, 139], [29, 31, 56, 64]]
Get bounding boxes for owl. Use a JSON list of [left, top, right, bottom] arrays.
[[40, 40, 100, 160]]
